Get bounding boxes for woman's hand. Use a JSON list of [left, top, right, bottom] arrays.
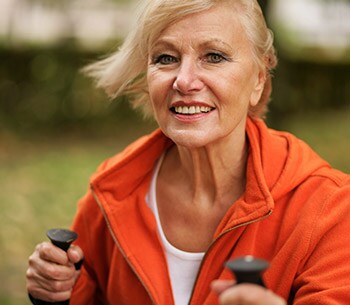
[[212, 280, 286, 305], [26, 242, 84, 302]]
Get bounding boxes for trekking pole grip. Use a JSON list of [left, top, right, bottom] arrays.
[[225, 255, 269, 287], [47, 228, 81, 305]]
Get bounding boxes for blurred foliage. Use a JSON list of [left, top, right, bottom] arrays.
[[269, 57, 350, 123], [0, 43, 153, 139]]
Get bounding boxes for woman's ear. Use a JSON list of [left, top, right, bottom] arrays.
[[249, 67, 267, 107]]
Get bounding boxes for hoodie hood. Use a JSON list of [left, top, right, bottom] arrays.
[[246, 118, 330, 203]]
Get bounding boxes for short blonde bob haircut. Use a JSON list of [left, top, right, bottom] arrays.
[[84, 0, 277, 119]]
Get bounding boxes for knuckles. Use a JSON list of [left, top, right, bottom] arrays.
[[26, 268, 34, 280], [49, 279, 71, 292], [45, 263, 75, 281], [45, 264, 64, 280], [38, 242, 55, 260]]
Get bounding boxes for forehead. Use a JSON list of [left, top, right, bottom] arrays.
[[150, 4, 248, 50]]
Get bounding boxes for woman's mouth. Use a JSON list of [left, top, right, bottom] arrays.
[[172, 105, 214, 115]]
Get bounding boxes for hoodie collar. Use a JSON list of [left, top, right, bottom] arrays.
[[91, 117, 328, 216], [91, 129, 172, 201]]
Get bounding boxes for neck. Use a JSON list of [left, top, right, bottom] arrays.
[[161, 131, 248, 209]]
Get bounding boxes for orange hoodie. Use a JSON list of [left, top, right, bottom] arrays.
[[70, 117, 350, 305]]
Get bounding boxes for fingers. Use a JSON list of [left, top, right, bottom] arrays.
[[212, 281, 286, 305], [26, 242, 83, 302], [29, 287, 73, 303], [29, 243, 76, 280], [220, 284, 285, 305], [37, 242, 70, 265], [67, 244, 84, 265], [211, 280, 236, 294], [26, 267, 76, 302]]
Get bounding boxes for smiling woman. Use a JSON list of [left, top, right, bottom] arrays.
[[26, 1, 350, 305], [146, 4, 267, 149]]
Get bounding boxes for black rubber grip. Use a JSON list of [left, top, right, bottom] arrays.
[[225, 255, 269, 287]]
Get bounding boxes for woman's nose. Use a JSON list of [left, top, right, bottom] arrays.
[[173, 59, 204, 94]]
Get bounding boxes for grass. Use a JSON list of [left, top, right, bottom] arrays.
[[0, 110, 349, 304]]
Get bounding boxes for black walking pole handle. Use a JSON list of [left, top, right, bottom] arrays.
[[225, 255, 269, 287], [47, 228, 83, 271], [29, 229, 80, 305]]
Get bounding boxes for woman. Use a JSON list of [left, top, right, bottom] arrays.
[[26, 0, 350, 304]]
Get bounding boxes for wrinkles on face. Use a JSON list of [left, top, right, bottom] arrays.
[[147, 4, 264, 151]]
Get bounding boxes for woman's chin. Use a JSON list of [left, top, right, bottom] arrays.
[[165, 129, 216, 149]]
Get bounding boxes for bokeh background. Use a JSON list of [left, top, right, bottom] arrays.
[[0, 0, 349, 304]]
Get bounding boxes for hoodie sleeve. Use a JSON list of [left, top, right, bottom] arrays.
[[70, 267, 104, 305], [69, 191, 109, 305], [293, 178, 350, 304]]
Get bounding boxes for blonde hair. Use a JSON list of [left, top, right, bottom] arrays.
[[83, 0, 277, 119]]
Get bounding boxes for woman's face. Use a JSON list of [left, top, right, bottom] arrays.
[[147, 4, 265, 148]]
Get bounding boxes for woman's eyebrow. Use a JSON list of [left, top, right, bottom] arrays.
[[200, 38, 233, 51], [150, 37, 233, 54]]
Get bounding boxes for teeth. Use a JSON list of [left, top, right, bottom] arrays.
[[174, 106, 212, 114]]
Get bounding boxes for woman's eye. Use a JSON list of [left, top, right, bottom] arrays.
[[154, 54, 178, 65], [205, 53, 226, 63]]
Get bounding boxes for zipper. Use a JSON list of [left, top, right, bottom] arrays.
[[91, 188, 158, 305], [92, 184, 272, 305], [188, 209, 273, 304]]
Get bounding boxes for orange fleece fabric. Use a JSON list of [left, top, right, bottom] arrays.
[[70, 117, 350, 305]]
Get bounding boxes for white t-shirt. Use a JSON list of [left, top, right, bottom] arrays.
[[146, 155, 205, 305]]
